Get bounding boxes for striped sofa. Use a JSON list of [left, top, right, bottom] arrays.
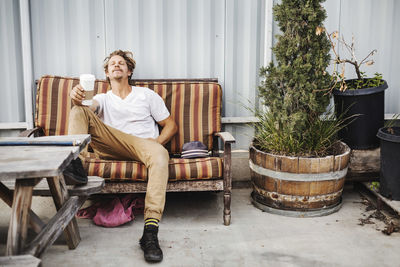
[[23, 75, 235, 225]]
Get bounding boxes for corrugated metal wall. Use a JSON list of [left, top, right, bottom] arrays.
[[336, 0, 400, 115], [1, 0, 399, 148], [104, 0, 225, 80], [30, 0, 226, 81], [0, 0, 25, 123], [224, 0, 264, 149], [30, 0, 106, 78]]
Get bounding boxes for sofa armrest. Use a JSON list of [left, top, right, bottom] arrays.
[[214, 132, 235, 144], [212, 132, 236, 156], [19, 127, 45, 137]]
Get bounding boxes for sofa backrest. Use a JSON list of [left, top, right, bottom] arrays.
[[35, 75, 222, 154]]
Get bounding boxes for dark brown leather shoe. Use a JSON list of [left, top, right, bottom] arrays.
[[63, 158, 88, 185], [139, 225, 163, 262]]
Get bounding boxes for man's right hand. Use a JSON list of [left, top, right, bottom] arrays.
[[70, 84, 86, 106]]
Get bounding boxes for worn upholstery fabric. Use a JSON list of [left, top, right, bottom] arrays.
[[83, 156, 223, 181], [35, 76, 222, 153]]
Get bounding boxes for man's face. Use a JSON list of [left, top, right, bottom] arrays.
[[106, 55, 132, 82]]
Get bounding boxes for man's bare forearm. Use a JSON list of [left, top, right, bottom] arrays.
[[156, 117, 178, 145], [157, 124, 177, 145]]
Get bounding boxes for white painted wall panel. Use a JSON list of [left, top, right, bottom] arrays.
[[30, 0, 106, 79], [224, 0, 265, 149], [104, 0, 225, 81], [0, 0, 25, 123]]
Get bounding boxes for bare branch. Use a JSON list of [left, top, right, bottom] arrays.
[[326, 30, 340, 59], [326, 28, 377, 89], [340, 35, 353, 56], [360, 49, 377, 65], [343, 59, 358, 67]]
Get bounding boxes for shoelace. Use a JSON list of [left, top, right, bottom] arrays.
[[141, 232, 160, 249]]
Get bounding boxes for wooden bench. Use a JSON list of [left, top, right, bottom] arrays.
[[1, 176, 104, 257], [22, 76, 235, 225], [0, 135, 104, 258], [3, 176, 105, 197], [0, 255, 41, 267]]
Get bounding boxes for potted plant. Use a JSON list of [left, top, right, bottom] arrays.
[[250, 0, 350, 217], [327, 31, 388, 149], [376, 117, 400, 200]]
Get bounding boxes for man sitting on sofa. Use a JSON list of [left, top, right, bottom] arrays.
[[68, 50, 177, 262]]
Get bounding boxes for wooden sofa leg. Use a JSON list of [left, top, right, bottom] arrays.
[[222, 139, 233, 226], [223, 193, 231, 225]]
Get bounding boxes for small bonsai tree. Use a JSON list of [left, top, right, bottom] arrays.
[[256, 0, 341, 156]]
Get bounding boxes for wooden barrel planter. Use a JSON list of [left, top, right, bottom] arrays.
[[249, 142, 351, 217]]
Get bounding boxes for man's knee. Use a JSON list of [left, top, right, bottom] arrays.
[[68, 106, 93, 135], [69, 105, 96, 122], [70, 105, 86, 118], [150, 145, 169, 166]]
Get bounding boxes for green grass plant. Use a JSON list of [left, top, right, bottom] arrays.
[[253, 107, 349, 157]]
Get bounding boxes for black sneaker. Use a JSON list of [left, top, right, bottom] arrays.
[[139, 225, 163, 262], [63, 158, 88, 185]]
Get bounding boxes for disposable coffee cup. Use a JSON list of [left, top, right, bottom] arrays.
[[80, 74, 95, 106]]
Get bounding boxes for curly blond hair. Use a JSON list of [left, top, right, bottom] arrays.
[[103, 50, 136, 84]]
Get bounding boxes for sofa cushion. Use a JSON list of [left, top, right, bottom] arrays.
[[35, 75, 222, 153], [83, 157, 223, 182]]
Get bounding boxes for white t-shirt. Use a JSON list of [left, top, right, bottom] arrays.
[[93, 86, 170, 139]]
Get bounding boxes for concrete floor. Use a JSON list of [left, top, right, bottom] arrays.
[[0, 185, 399, 267]]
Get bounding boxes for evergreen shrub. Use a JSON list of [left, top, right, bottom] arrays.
[[255, 0, 344, 157]]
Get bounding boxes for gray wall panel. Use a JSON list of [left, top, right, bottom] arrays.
[[0, 0, 25, 123], [224, 0, 265, 149], [30, 0, 105, 79], [104, 0, 224, 81]]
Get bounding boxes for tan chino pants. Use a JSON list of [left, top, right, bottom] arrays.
[[68, 106, 169, 221]]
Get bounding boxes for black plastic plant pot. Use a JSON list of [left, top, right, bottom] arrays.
[[333, 80, 388, 150], [377, 127, 400, 200]]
